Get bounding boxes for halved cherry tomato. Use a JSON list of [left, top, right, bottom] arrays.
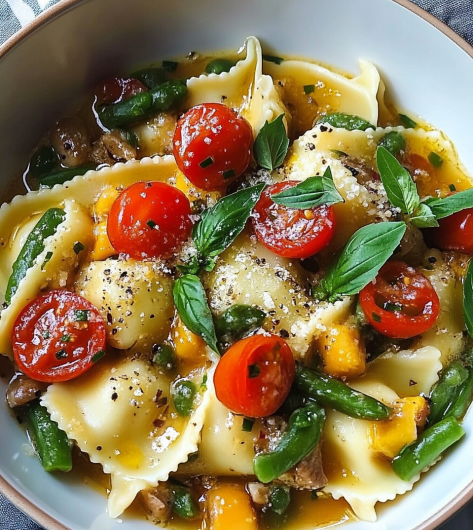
[[12, 290, 106, 383], [214, 334, 295, 417], [252, 181, 336, 259], [107, 181, 192, 260], [95, 77, 147, 105], [173, 103, 253, 191], [359, 261, 440, 339], [425, 207, 473, 254]]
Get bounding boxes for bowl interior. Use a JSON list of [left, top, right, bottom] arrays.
[[1, 0, 473, 529]]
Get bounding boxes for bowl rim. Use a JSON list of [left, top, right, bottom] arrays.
[[0, 1, 473, 529]]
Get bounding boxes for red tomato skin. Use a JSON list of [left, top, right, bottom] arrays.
[[95, 77, 147, 105], [214, 334, 295, 418], [359, 261, 440, 339], [426, 207, 473, 254], [12, 290, 106, 383], [252, 181, 336, 259], [107, 181, 193, 260], [173, 103, 253, 191]]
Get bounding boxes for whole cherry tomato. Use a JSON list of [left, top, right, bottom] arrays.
[[12, 290, 106, 383], [107, 181, 193, 260], [425, 207, 473, 254], [173, 103, 253, 191], [252, 181, 336, 259], [359, 261, 440, 339], [95, 77, 147, 105], [214, 334, 295, 417]]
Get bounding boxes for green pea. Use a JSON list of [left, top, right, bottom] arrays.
[[172, 380, 197, 417], [205, 59, 236, 75], [269, 485, 291, 514]]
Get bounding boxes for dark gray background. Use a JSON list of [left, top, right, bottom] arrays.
[[0, 0, 472, 528]]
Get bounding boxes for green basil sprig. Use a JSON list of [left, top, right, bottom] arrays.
[[377, 146, 473, 228], [464, 260, 473, 339], [377, 146, 437, 228], [173, 274, 219, 353], [253, 115, 289, 171], [181, 183, 264, 274], [408, 203, 438, 228], [315, 221, 406, 302], [376, 146, 420, 215], [271, 167, 344, 209], [424, 188, 473, 220]]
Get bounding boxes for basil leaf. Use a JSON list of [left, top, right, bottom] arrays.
[[271, 167, 344, 209], [316, 112, 375, 131], [399, 113, 417, 129], [464, 260, 473, 339], [173, 274, 218, 353], [322, 221, 406, 298], [193, 184, 264, 262], [376, 146, 420, 215], [262, 54, 284, 65], [410, 203, 439, 228], [253, 115, 289, 171], [424, 188, 473, 220]]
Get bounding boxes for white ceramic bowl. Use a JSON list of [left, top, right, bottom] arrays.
[[1, 1, 473, 529]]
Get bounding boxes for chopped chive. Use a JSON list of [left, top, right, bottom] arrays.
[[449, 184, 457, 192], [92, 350, 105, 363], [163, 60, 178, 72], [428, 151, 443, 168], [382, 302, 403, 312], [147, 219, 157, 229], [248, 364, 261, 378], [199, 156, 214, 168], [242, 417, 255, 432], [74, 309, 89, 322], [55, 349, 68, 360], [262, 54, 284, 65], [60, 334, 71, 342], [201, 374, 208, 390], [303, 84, 315, 94], [330, 149, 348, 157], [372, 312, 382, 323], [41, 251, 53, 270], [73, 241, 85, 254], [42, 331, 50, 339], [222, 168, 236, 180], [399, 113, 417, 129]]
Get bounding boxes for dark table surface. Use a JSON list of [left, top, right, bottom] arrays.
[[1, 0, 473, 528]]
